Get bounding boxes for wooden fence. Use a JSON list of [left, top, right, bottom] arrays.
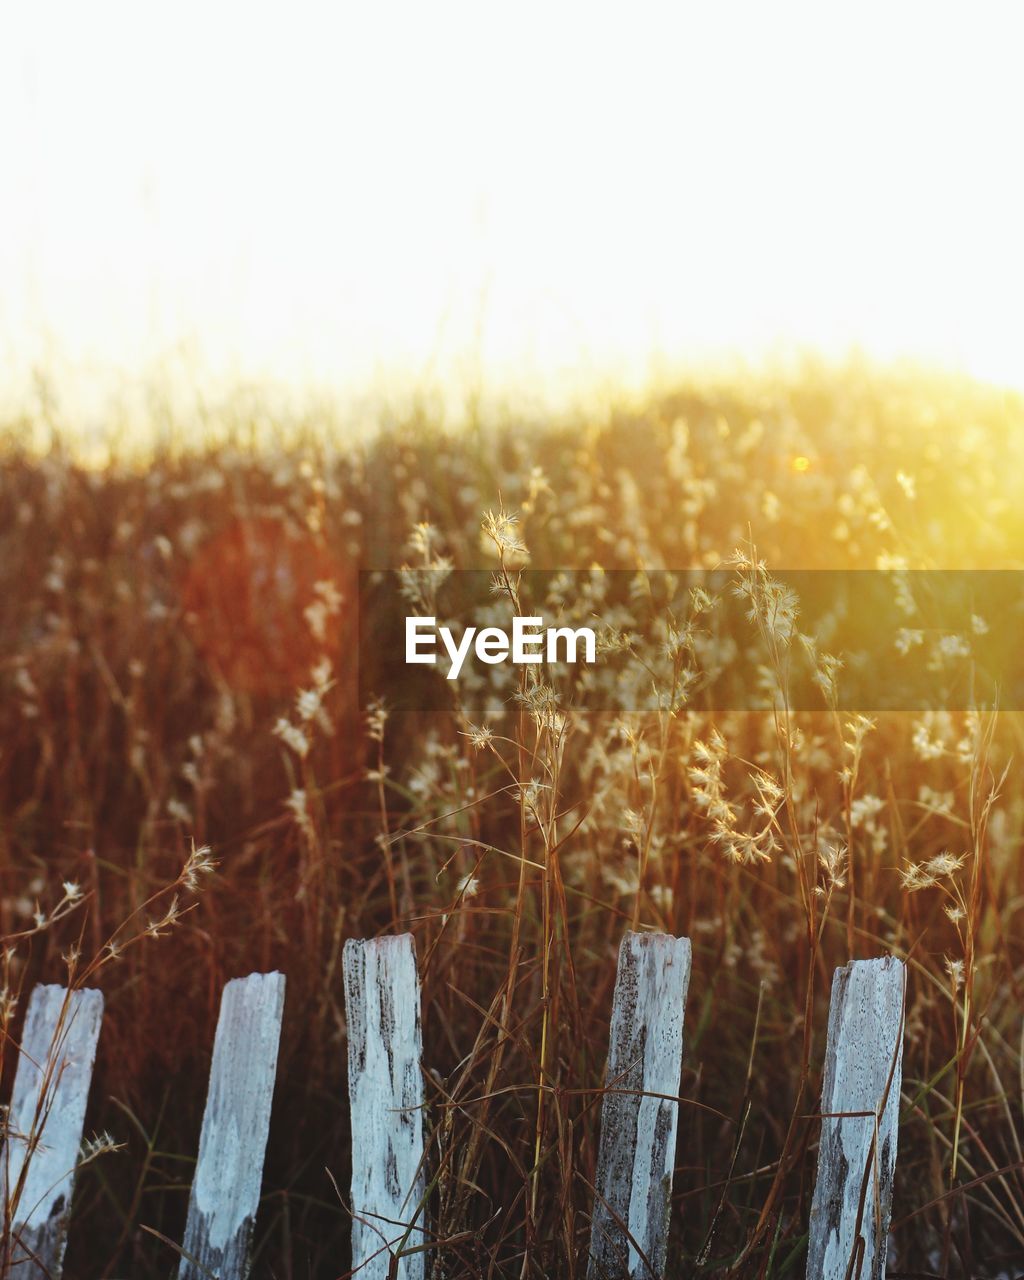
[[1, 936, 905, 1280]]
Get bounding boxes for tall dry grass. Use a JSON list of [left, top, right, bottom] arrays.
[[2, 363, 1024, 1277]]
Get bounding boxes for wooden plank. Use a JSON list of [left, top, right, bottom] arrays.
[[179, 971, 286, 1280], [807, 955, 905, 1280], [343, 934, 427, 1280], [588, 931, 692, 1280], [2, 984, 104, 1280]]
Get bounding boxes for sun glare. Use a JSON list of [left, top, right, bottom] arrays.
[[2, 0, 1023, 424]]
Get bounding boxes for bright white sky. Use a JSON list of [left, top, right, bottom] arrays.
[[2, 0, 1022, 421]]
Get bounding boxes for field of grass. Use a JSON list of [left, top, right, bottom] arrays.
[[3, 362, 1024, 1277]]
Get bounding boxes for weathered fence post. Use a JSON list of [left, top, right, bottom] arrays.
[[807, 955, 905, 1280], [587, 931, 692, 1280], [178, 971, 286, 1280], [343, 934, 427, 1280], [2, 984, 104, 1280]]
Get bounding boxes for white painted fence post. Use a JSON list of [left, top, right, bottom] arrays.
[[1, 984, 104, 1280], [343, 934, 427, 1280], [178, 971, 286, 1280], [807, 955, 905, 1280], [587, 931, 692, 1280]]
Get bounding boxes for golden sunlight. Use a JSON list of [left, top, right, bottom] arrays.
[[2, 0, 1023, 423]]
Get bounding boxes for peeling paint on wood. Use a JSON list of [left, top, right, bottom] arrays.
[[179, 971, 286, 1280], [807, 956, 905, 1280], [343, 935, 427, 1280], [2, 984, 104, 1280], [588, 932, 691, 1280]]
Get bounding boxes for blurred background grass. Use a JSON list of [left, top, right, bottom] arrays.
[[4, 363, 1024, 1276]]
